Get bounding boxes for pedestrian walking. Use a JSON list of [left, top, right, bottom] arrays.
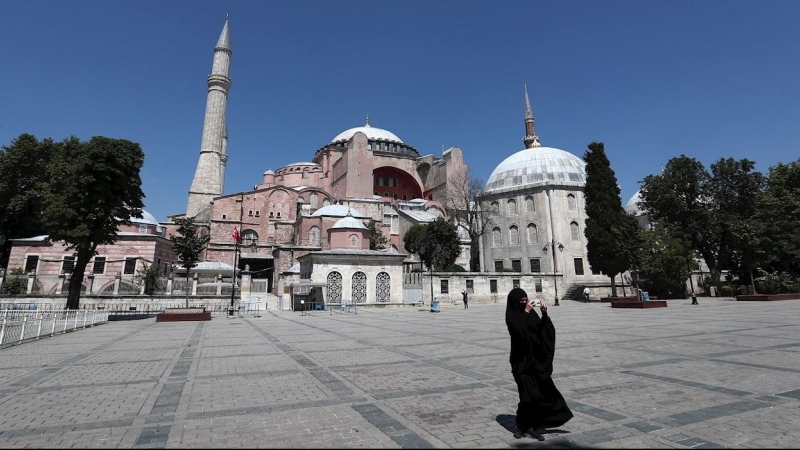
[[506, 287, 573, 441], [583, 286, 590, 303], [462, 288, 469, 309]]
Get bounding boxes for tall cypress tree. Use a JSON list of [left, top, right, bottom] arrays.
[[583, 141, 634, 297]]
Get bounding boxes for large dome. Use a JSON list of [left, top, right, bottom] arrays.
[[485, 147, 586, 192], [331, 124, 403, 144], [625, 190, 642, 215]]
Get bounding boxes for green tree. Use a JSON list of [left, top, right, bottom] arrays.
[[367, 220, 388, 250], [170, 216, 211, 307], [641, 155, 767, 287], [137, 262, 161, 296], [707, 158, 765, 289], [583, 141, 636, 296], [403, 223, 428, 255], [639, 156, 712, 291], [418, 218, 461, 272], [43, 136, 145, 310], [443, 167, 495, 271], [638, 223, 694, 298], [753, 158, 800, 277], [0, 134, 57, 269]]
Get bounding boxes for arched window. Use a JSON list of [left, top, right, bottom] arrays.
[[310, 193, 318, 209], [492, 227, 502, 247], [376, 272, 390, 302], [323, 198, 331, 207], [567, 193, 577, 211], [308, 226, 320, 247], [509, 225, 519, 246], [349, 234, 358, 247], [507, 199, 517, 215], [327, 271, 342, 302], [242, 229, 258, 246], [491, 201, 499, 214], [527, 223, 538, 244], [352, 272, 367, 302], [571, 221, 580, 241], [525, 196, 534, 213]]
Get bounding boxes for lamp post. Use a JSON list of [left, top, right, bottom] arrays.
[[543, 240, 564, 306]]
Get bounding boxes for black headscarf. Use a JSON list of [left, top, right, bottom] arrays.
[[505, 288, 556, 377]]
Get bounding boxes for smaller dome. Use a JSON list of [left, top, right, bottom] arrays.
[[131, 210, 159, 226], [625, 190, 642, 215], [311, 205, 369, 218], [331, 124, 403, 144], [264, 169, 275, 175], [331, 216, 367, 230]]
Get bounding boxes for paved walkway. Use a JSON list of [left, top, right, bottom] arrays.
[[1, 297, 799, 448]]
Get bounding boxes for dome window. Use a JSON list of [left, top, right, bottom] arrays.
[[525, 196, 535, 213], [491, 202, 499, 214], [570, 221, 580, 241], [527, 224, 538, 244], [567, 194, 577, 211], [509, 225, 520, 246], [492, 227, 502, 247], [507, 199, 517, 215]]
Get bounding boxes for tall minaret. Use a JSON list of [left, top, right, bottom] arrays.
[[187, 16, 232, 218], [523, 84, 541, 149]]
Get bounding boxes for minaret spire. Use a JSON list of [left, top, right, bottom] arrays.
[[523, 84, 541, 149], [187, 17, 233, 218]]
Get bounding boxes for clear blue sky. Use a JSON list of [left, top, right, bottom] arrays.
[[3, 1, 799, 223]]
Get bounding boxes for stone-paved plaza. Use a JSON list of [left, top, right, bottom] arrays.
[[1, 297, 799, 448]]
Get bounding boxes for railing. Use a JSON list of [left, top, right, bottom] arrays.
[[325, 300, 358, 315], [0, 310, 109, 349]]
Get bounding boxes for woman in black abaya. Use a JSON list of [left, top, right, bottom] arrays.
[[506, 287, 573, 440]]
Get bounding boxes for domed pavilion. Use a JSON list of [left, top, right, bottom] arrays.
[[480, 85, 608, 301]]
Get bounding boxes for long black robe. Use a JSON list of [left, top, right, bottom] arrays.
[[506, 287, 573, 430]]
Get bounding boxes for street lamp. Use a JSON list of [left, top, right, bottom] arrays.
[[543, 240, 564, 306]]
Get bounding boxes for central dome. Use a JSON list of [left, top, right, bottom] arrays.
[[330, 123, 403, 144], [485, 147, 586, 192]]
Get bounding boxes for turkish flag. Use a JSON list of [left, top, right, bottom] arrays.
[[232, 226, 242, 244]]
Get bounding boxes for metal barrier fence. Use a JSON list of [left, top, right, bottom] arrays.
[[1, 301, 266, 317], [0, 310, 109, 349], [297, 301, 357, 316]]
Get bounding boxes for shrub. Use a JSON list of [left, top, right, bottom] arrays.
[[1, 267, 27, 295], [754, 270, 800, 294]]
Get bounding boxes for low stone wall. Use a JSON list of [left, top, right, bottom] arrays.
[[611, 300, 668, 308], [600, 296, 639, 303], [736, 293, 800, 301]]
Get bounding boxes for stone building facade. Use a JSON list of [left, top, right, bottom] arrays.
[[479, 86, 608, 301], [166, 18, 468, 296], [5, 212, 176, 295]]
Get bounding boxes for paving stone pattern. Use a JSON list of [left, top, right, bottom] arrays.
[[1, 297, 799, 448]]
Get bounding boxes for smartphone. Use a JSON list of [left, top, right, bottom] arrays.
[[531, 299, 541, 307]]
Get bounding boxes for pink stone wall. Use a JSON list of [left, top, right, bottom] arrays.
[[7, 236, 176, 277], [328, 228, 369, 250]]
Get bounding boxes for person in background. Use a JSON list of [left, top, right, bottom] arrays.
[[505, 287, 573, 441], [583, 286, 591, 303], [462, 288, 469, 309]]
